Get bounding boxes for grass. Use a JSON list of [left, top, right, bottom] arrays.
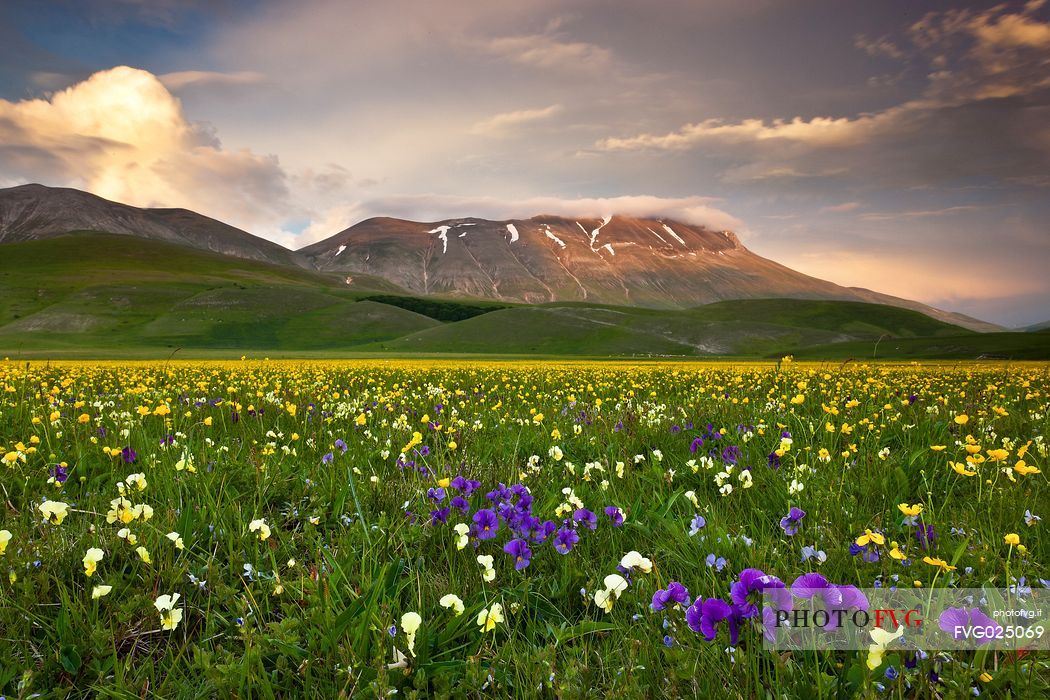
[[0, 359, 1047, 697], [2, 233, 1047, 360]]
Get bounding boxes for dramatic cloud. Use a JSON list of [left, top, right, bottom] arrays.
[[0, 66, 290, 232]]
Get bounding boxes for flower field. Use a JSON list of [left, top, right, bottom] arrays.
[[0, 358, 1047, 697]]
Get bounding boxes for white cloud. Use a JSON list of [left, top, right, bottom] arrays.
[[470, 105, 562, 135], [0, 66, 290, 233], [158, 70, 266, 91]]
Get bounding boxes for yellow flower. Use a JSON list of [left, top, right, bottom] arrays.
[[400, 611, 422, 655], [951, 461, 977, 477], [154, 593, 183, 631], [0, 529, 11, 555], [897, 503, 923, 517], [1004, 533, 1020, 546], [166, 532, 185, 550], [922, 556, 956, 573], [866, 625, 904, 670], [954, 414, 969, 425], [39, 500, 70, 525], [855, 529, 885, 547], [355, 413, 367, 426], [91, 585, 113, 599], [249, 518, 271, 541], [135, 546, 152, 564], [1013, 460, 1040, 476], [203, 416, 213, 426], [83, 547, 104, 577], [889, 542, 907, 561], [439, 593, 465, 616], [930, 445, 946, 451], [979, 672, 993, 683], [476, 603, 504, 632]]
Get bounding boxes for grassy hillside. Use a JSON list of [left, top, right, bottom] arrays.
[[2, 233, 1042, 359], [359, 300, 977, 357], [0, 233, 439, 352]]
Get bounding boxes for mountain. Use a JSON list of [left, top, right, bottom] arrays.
[[0, 184, 307, 268], [300, 214, 1000, 332]]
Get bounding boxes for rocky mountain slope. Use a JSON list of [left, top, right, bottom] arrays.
[[300, 214, 999, 332]]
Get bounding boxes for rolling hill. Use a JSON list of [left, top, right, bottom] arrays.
[[0, 184, 307, 268]]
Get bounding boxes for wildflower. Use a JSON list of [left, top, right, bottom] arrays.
[[91, 585, 113, 599], [154, 593, 183, 631], [440, 593, 465, 616], [898, 503, 923, 518], [1024, 510, 1041, 527], [473, 509, 499, 540], [954, 414, 968, 425], [951, 461, 977, 476], [620, 551, 653, 573], [731, 568, 789, 618], [125, 473, 147, 491], [855, 529, 885, 547], [0, 529, 11, 555], [593, 574, 628, 613], [136, 546, 152, 564], [39, 500, 70, 525], [686, 597, 742, 644], [249, 518, 271, 541], [166, 532, 185, 550], [779, 507, 806, 536], [572, 508, 597, 530], [689, 515, 707, 536], [800, 546, 826, 564], [477, 554, 496, 582], [552, 527, 579, 554], [922, 556, 955, 573], [400, 612, 421, 655], [651, 582, 691, 611], [82, 547, 104, 577], [867, 625, 904, 670], [1013, 460, 1040, 476], [503, 538, 532, 571], [453, 522, 470, 549], [604, 506, 624, 526], [1004, 533, 1020, 546], [477, 602, 504, 632], [706, 553, 728, 571]]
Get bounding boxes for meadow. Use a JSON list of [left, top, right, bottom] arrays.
[[0, 358, 1046, 698]]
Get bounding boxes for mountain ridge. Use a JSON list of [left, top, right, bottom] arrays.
[[0, 184, 1001, 332]]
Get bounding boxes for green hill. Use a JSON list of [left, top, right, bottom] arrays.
[[359, 299, 974, 357], [0, 233, 439, 354], [2, 233, 1043, 359]]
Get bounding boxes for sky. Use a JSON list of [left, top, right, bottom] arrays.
[[1, 0, 1048, 326]]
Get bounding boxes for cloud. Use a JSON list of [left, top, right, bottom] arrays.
[[593, 3, 1050, 191], [470, 104, 562, 135], [0, 65, 290, 232], [481, 32, 613, 72], [853, 34, 905, 60], [158, 70, 266, 91], [818, 201, 862, 214], [296, 193, 743, 246]]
